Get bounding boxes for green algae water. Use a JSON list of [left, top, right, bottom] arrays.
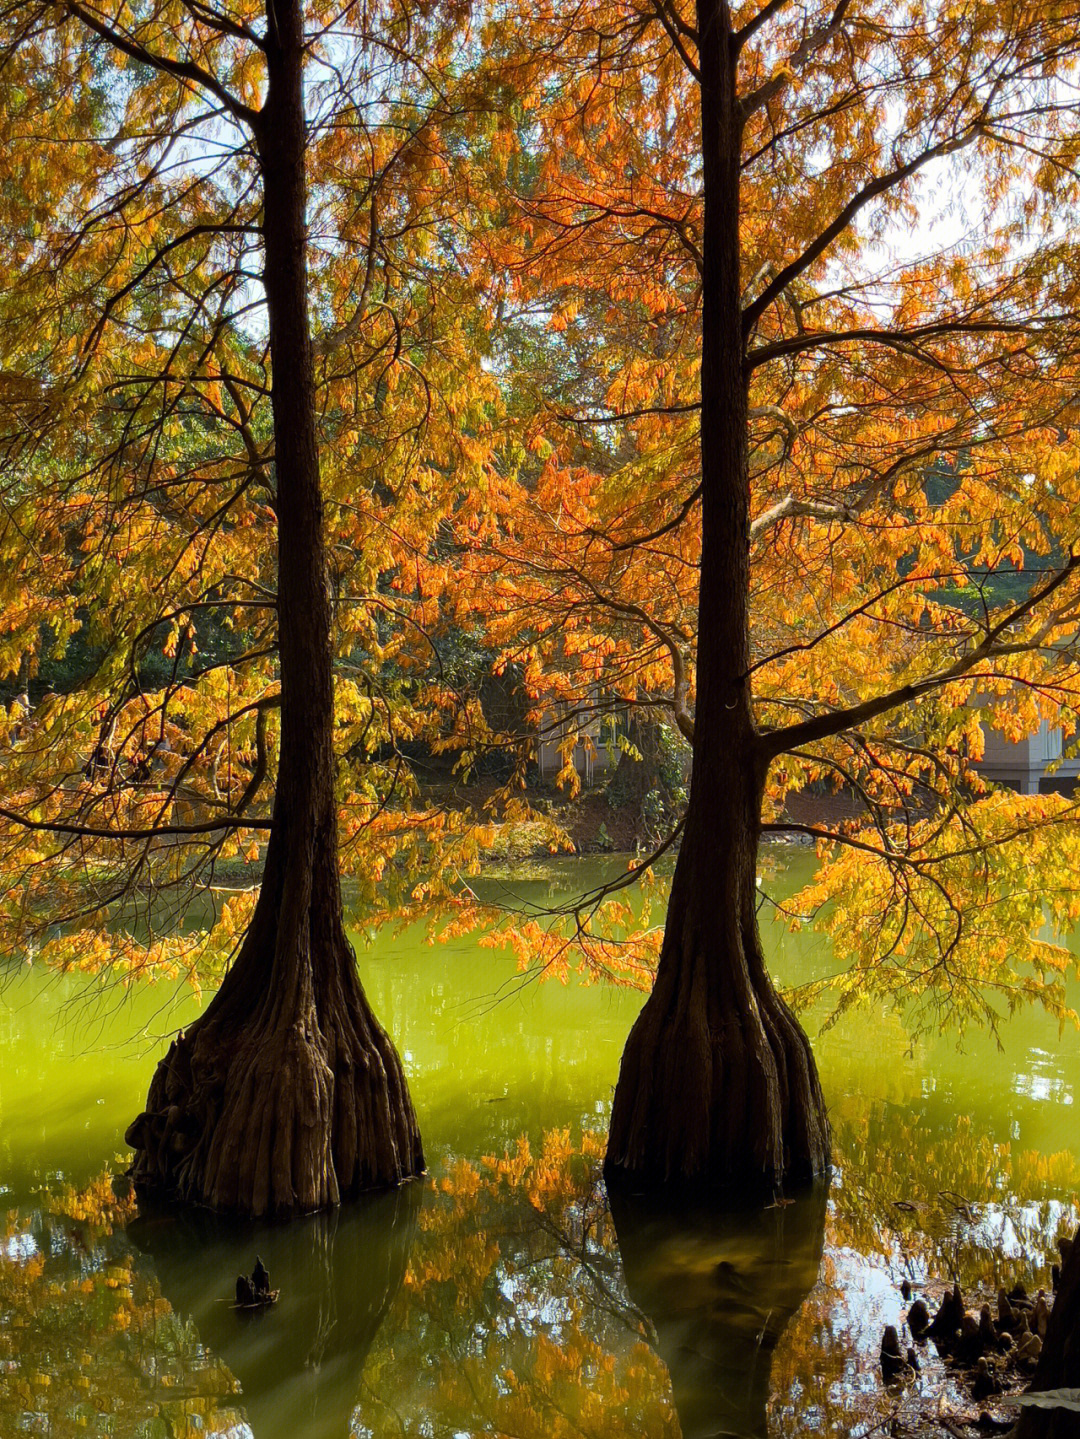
[[1, 855, 1077, 1438]]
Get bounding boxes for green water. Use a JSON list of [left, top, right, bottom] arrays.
[[1, 854, 1077, 1438]]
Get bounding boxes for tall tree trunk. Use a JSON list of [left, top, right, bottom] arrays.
[[126, 0, 424, 1216], [605, 0, 829, 1191], [1014, 1229, 1080, 1439]]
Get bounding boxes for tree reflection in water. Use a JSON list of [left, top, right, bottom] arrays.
[[131, 1179, 421, 1439], [0, 1172, 244, 1437], [1, 1121, 1075, 1438], [357, 1129, 682, 1437], [610, 1183, 828, 1439]]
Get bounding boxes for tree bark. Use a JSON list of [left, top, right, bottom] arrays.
[[1014, 1230, 1080, 1439], [605, 0, 829, 1192], [125, 0, 424, 1216]]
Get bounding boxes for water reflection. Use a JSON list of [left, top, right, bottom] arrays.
[[1, 1129, 1077, 1439], [130, 1181, 421, 1439], [2, 848, 1079, 1434], [354, 1132, 682, 1438], [611, 1184, 828, 1439], [0, 1174, 243, 1437]]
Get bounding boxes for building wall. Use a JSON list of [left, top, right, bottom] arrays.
[[975, 719, 1080, 795]]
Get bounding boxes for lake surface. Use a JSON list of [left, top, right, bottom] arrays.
[[1, 854, 1077, 1437]]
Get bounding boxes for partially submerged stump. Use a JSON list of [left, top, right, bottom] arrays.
[[1014, 1229, 1080, 1439]]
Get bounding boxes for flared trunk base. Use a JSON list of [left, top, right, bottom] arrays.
[[606, 926, 830, 1194], [127, 931, 424, 1217]]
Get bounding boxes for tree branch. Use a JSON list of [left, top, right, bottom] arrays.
[[312, 194, 380, 357], [738, 0, 849, 119], [0, 806, 273, 839], [750, 492, 853, 540], [554, 399, 700, 425], [64, 1, 260, 130], [748, 316, 1059, 370], [565, 578, 696, 741], [648, 0, 700, 79], [604, 481, 702, 551], [761, 820, 914, 864], [732, 0, 791, 53], [742, 126, 982, 336], [178, 0, 265, 49], [760, 551, 1080, 759]]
